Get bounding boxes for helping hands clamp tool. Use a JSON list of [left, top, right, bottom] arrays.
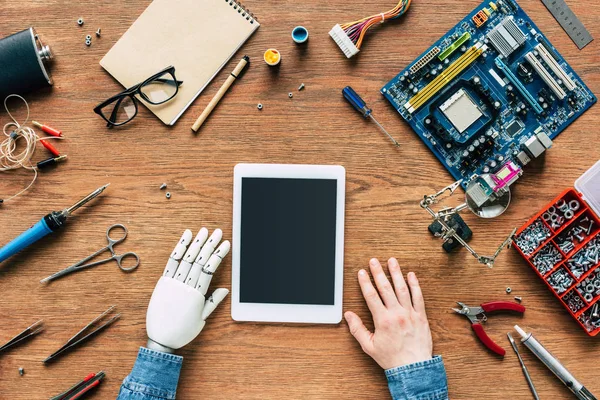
[[0, 184, 110, 264], [0, 319, 44, 354], [44, 306, 120, 364], [453, 301, 525, 356]]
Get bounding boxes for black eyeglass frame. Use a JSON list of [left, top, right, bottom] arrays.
[[93, 66, 183, 127]]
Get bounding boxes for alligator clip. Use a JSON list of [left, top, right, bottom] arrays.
[[452, 301, 525, 356]]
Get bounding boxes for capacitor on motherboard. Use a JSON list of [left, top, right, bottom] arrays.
[[490, 160, 497, 169]]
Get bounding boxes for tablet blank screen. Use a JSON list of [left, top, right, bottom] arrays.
[[240, 178, 337, 305]]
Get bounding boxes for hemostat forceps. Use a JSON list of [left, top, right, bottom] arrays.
[[41, 224, 140, 283]]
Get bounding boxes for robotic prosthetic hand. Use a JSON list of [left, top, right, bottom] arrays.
[[146, 228, 230, 353]]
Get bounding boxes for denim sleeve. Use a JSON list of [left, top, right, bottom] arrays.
[[116, 347, 183, 400], [385, 355, 449, 400]]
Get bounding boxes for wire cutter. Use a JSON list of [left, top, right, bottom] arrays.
[[453, 301, 525, 356]]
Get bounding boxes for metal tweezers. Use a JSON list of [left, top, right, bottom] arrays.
[[0, 319, 44, 354], [44, 306, 120, 364]]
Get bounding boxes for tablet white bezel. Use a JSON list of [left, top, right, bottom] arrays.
[[231, 164, 345, 324]]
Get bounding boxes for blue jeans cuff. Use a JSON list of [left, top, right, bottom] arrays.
[[385, 355, 449, 400], [121, 347, 183, 399]]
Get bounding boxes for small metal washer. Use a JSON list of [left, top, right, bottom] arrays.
[[166, 192, 171, 199], [257, 103, 263, 110], [564, 210, 575, 220], [569, 200, 580, 211]]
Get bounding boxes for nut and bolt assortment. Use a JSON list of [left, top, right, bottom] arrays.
[[532, 243, 563, 275], [575, 269, 600, 303], [566, 234, 600, 279], [562, 291, 585, 314], [556, 215, 596, 255], [579, 302, 600, 332], [516, 219, 551, 256], [547, 268, 574, 294], [542, 199, 580, 229]]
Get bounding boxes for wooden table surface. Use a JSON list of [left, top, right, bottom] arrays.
[[1, 0, 599, 398]]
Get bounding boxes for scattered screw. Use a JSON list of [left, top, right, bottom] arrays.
[[96, 28, 101, 37], [506, 287, 512, 294], [159, 183, 167, 190], [514, 296, 522, 302], [85, 39, 91, 46], [18, 367, 24, 376], [77, 18, 84, 26], [257, 103, 263, 110], [166, 192, 171, 199], [288, 92, 293, 98], [298, 83, 305, 91]]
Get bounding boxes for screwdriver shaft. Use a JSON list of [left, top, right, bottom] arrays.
[[368, 115, 400, 147]]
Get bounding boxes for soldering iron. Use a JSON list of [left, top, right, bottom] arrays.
[[0, 184, 110, 263]]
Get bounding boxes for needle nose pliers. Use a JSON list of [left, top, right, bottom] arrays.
[[453, 301, 526, 356]]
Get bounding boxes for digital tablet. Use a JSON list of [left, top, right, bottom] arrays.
[[231, 164, 345, 324]]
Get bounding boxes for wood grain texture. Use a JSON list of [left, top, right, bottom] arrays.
[[0, 0, 599, 398]]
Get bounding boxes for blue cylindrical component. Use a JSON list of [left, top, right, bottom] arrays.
[[342, 86, 372, 118], [0, 218, 53, 263], [292, 26, 309, 44]]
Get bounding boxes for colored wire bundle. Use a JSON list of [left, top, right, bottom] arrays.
[[340, 0, 412, 49], [0, 95, 63, 202]]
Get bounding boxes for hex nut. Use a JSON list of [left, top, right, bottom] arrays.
[[77, 18, 84, 26], [18, 367, 24, 376], [166, 192, 171, 199], [86, 35, 92, 40], [506, 287, 512, 294], [257, 103, 263, 110], [85, 39, 91, 46], [288, 92, 293, 98]]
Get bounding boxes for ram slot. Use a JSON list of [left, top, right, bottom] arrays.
[[525, 52, 566, 100], [535, 44, 576, 91], [405, 43, 485, 114], [438, 32, 471, 61], [495, 57, 544, 114]]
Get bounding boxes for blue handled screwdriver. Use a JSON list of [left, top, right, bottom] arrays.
[[0, 184, 110, 264], [342, 86, 400, 147]]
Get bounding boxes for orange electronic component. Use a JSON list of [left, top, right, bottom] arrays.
[[473, 10, 489, 27]]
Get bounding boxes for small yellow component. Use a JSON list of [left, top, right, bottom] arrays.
[[489, 2, 497, 11], [264, 48, 281, 66], [473, 10, 489, 28]]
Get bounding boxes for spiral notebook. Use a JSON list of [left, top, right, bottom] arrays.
[[100, 0, 259, 126]]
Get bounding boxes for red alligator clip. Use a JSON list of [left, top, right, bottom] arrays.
[[452, 301, 525, 356]]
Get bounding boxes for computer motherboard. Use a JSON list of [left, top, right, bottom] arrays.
[[381, 0, 596, 194]]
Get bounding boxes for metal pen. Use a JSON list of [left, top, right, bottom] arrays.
[[507, 332, 539, 400], [515, 325, 597, 400]]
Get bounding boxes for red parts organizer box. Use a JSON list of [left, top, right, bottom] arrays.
[[514, 161, 600, 336]]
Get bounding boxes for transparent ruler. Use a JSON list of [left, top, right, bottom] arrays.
[[541, 0, 593, 49]]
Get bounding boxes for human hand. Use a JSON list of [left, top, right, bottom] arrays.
[[345, 258, 433, 370], [146, 228, 230, 353]]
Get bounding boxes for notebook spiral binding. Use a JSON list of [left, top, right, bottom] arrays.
[[227, 0, 257, 24]]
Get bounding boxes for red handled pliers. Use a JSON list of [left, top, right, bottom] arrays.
[[452, 301, 525, 356]]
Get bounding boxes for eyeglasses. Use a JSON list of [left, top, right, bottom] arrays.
[[94, 66, 182, 127]]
